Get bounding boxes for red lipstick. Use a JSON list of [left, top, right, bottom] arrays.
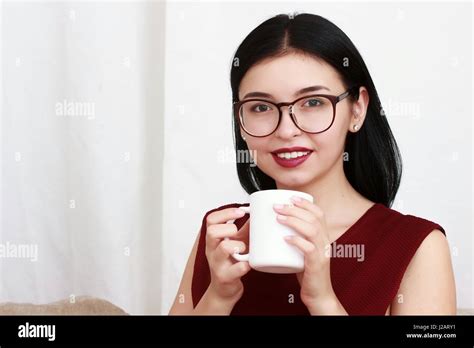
[[271, 147, 313, 168]]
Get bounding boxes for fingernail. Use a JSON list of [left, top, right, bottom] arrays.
[[284, 235, 292, 241], [273, 204, 284, 210], [276, 214, 287, 220], [235, 208, 245, 215], [291, 196, 302, 203]]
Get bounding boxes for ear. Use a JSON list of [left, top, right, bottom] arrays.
[[349, 86, 369, 133]]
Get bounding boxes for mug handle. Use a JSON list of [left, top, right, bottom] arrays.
[[231, 206, 250, 262]]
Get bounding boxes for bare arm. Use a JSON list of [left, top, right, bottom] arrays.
[[169, 230, 239, 314], [390, 229, 456, 315], [169, 207, 250, 315], [168, 230, 200, 315]]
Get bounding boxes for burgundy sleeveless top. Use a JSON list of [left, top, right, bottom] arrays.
[[191, 202, 445, 315]]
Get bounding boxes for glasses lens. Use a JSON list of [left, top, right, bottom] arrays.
[[292, 96, 334, 133], [239, 100, 279, 136]]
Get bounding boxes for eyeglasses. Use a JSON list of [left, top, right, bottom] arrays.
[[233, 87, 358, 137]]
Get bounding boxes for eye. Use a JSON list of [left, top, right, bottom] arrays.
[[251, 104, 272, 113], [303, 98, 324, 107]]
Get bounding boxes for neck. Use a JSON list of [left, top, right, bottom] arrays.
[[276, 160, 366, 224]]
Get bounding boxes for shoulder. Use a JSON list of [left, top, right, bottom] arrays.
[[405, 228, 452, 287], [405, 226, 450, 269], [374, 204, 446, 238], [367, 204, 448, 278], [391, 228, 456, 314], [398, 226, 450, 278], [412, 228, 449, 260], [373, 206, 454, 313]]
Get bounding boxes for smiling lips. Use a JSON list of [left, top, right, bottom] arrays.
[[271, 147, 314, 168]]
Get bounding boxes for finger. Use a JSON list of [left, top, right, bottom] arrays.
[[226, 261, 252, 281], [290, 196, 324, 219], [214, 261, 251, 284], [206, 207, 247, 228], [276, 214, 319, 245], [213, 239, 247, 263], [293, 199, 330, 247], [287, 198, 330, 247], [235, 218, 250, 238], [206, 223, 239, 250], [284, 235, 318, 262], [224, 217, 250, 244], [273, 203, 315, 223]]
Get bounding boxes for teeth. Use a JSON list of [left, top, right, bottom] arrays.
[[276, 151, 310, 159]]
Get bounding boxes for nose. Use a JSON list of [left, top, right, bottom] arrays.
[[273, 105, 302, 139]]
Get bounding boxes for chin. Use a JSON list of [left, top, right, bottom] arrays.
[[258, 158, 323, 186], [277, 177, 314, 189], [269, 170, 316, 188]]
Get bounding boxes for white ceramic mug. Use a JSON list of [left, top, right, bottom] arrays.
[[231, 189, 314, 274]]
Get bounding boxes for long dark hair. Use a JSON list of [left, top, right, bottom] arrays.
[[230, 13, 402, 207]]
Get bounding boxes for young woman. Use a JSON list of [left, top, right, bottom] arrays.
[[169, 13, 456, 315]]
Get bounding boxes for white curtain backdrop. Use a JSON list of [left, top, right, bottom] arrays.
[[1, 1, 472, 315], [1, 1, 164, 314]]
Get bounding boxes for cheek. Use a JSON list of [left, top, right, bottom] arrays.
[[319, 109, 351, 147], [244, 139, 271, 165], [245, 138, 268, 152], [309, 121, 348, 159], [314, 129, 345, 149]]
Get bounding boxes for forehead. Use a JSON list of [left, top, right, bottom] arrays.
[[238, 53, 342, 100]]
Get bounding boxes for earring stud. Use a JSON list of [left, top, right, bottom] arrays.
[[353, 124, 359, 131]]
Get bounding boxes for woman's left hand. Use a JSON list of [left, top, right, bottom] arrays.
[[273, 196, 339, 313]]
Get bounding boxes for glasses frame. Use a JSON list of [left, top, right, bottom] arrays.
[[233, 86, 358, 137]]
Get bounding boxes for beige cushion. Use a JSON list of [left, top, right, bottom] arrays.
[[0, 296, 127, 315], [457, 308, 474, 315]]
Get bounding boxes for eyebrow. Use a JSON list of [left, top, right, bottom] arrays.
[[242, 85, 331, 100]]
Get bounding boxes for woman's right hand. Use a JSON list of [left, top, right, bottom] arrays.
[[205, 207, 251, 303]]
